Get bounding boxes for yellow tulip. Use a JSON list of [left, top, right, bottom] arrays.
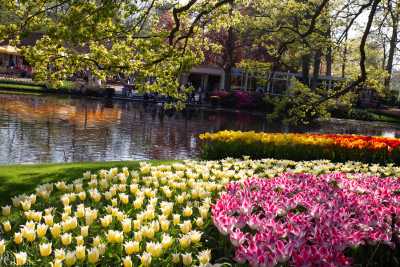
[[179, 235, 191, 249], [146, 241, 163, 257], [124, 241, 140, 255], [14, 232, 23, 245], [0, 240, 5, 255], [173, 214, 180, 225], [197, 249, 211, 265], [81, 225, 89, 237], [195, 217, 204, 228], [122, 218, 132, 233], [189, 230, 202, 244], [160, 219, 170, 232], [87, 248, 99, 264], [182, 206, 193, 217], [44, 214, 54, 226], [2, 221, 11, 232], [75, 245, 86, 260], [14, 252, 27, 266], [172, 253, 180, 264], [182, 253, 192, 266], [2, 205, 11, 216], [100, 215, 113, 228], [123, 256, 133, 267], [134, 231, 143, 242], [51, 259, 63, 267], [76, 235, 84, 246], [78, 191, 86, 201], [161, 234, 173, 249], [50, 223, 61, 238], [119, 193, 129, 204], [179, 220, 192, 234], [92, 236, 101, 247], [106, 230, 124, 243], [54, 248, 65, 261], [39, 242, 52, 257], [65, 251, 76, 266], [61, 233, 72, 246], [37, 223, 48, 238], [23, 227, 36, 242], [140, 252, 152, 267], [20, 200, 31, 211]]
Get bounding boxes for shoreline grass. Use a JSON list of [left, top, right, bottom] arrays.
[[0, 160, 176, 204], [0, 82, 43, 91]]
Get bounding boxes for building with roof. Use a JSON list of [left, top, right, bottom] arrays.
[[0, 33, 42, 77]]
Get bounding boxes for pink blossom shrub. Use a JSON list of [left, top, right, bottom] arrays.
[[212, 173, 400, 266], [234, 91, 255, 108]]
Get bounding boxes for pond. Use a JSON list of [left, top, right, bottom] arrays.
[[1, 93, 400, 164]]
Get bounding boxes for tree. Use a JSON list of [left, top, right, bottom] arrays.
[[0, 0, 394, 118], [384, 0, 400, 90], [229, 0, 389, 124], [0, 0, 233, 106]]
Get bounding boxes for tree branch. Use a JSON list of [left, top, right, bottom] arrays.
[[310, 0, 382, 108]]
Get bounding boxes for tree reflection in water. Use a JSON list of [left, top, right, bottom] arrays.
[[0, 94, 399, 163]]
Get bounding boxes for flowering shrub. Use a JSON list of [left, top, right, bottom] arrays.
[[234, 91, 255, 108], [209, 91, 264, 109], [212, 173, 400, 266], [209, 90, 230, 100], [0, 158, 400, 266], [199, 130, 400, 163]]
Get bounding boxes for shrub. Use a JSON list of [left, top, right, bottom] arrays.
[[234, 91, 255, 108], [209, 90, 230, 98], [209, 90, 266, 110], [264, 80, 331, 126], [212, 173, 400, 266], [199, 130, 400, 163]]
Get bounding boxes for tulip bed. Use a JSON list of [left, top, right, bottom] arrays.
[[213, 173, 400, 266], [1, 158, 400, 266], [199, 130, 400, 163]]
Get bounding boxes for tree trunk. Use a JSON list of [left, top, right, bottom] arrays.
[[224, 66, 232, 91], [311, 50, 321, 90], [341, 38, 348, 78], [301, 54, 311, 86], [385, 6, 399, 90], [325, 23, 333, 77], [382, 39, 387, 70], [223, 26, 235, 91], [326, 47, 332, 77]]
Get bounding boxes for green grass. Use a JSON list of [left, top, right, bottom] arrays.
[[369, 110, 400, 124], [0, 81, 75, 93], [0, 82, 43, 91], [0, 160, 175, 205], [0, 90, 44, 96]]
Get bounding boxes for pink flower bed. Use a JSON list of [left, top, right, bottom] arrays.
[[212, 173, 400, 266]]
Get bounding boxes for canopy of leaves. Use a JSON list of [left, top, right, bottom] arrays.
[[0, 0, 234, 106]]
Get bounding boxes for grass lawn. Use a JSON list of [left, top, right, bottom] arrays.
[[0, 160, 175, 205], [369, 110, 400, 124], [0, 82, 43, 91]]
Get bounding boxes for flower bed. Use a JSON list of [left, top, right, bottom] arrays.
[[208, 91, 264, 109], [0, 158, 399, 266], [199, 130, 400, 163], [212, 173, 400, 266]]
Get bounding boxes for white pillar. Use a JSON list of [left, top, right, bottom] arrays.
[[220, 72, 225, 90], [202, 74, 209, 91], [180, 73, 189, 85]]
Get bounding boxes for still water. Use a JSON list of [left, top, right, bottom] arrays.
[[1, 93, 400, 164]]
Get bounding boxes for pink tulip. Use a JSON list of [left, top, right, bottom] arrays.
[[212, 173, 400, 266]]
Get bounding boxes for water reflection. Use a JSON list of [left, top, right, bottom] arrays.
[[0, 94, 400, 164]]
